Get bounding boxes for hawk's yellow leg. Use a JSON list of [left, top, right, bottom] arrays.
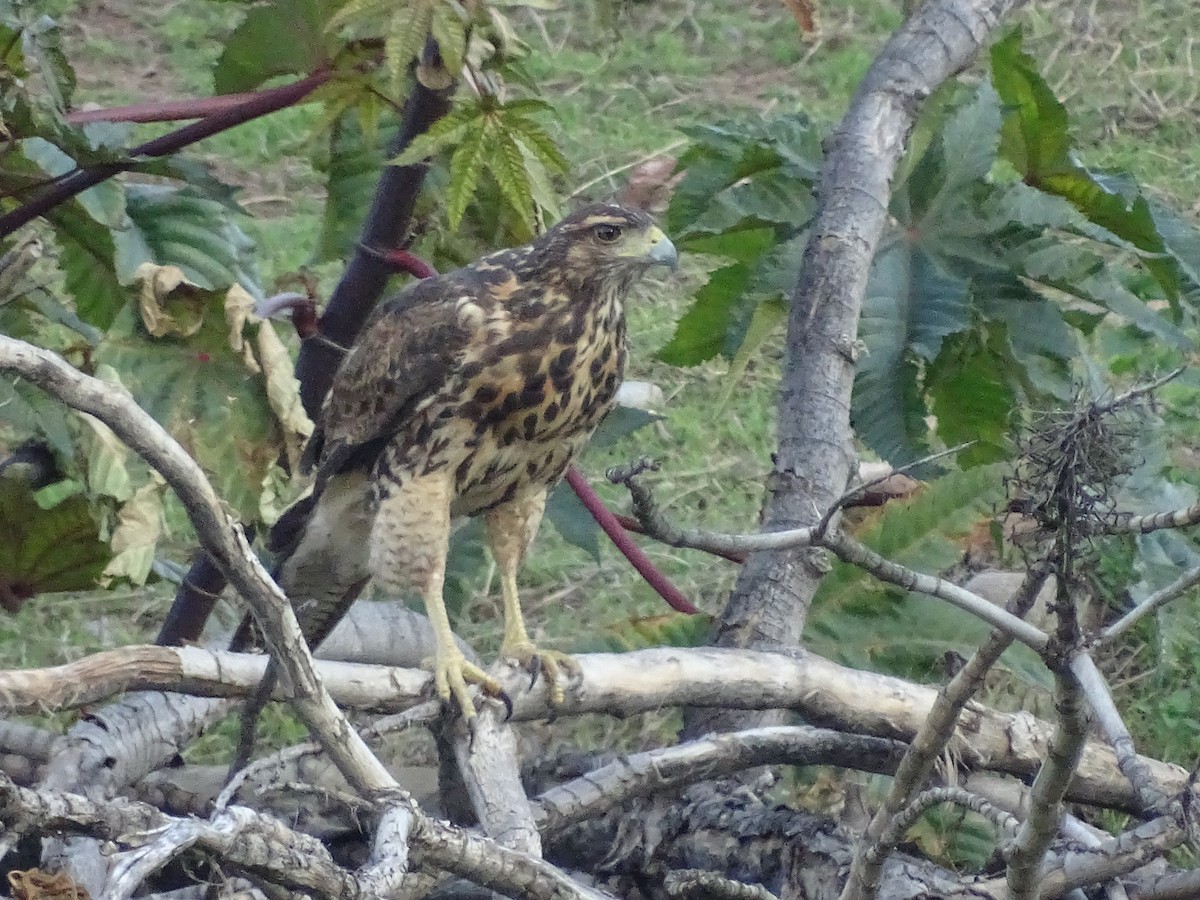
[[371, 472, 501, 719], [485, 490, 581, 704]]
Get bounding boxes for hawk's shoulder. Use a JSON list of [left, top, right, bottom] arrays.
[[303, 271, 486, 484]]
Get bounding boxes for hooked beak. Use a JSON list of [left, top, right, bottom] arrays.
[[645, 226, 679, 271]]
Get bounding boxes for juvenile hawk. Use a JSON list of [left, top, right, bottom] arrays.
[[238, 204, 677, 718]]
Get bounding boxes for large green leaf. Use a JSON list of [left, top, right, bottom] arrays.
[[48, 209, 125, 330], [544, 481, 601, 563], [0, 4, 75, 144], [214, 0, 331, 93], [853, 238, 970, 465], [1018, 238, 1193, 350], [19, 8, 74, 114], [314, 111, 385, 262], [668, 114, 821, 235], [973, 272, 1076, 399], [115, 185, 261, 294], [656, 263, 753, 366], [96, 302, 281, 521], [925, 326, 1017, 467], [0, 378, 75, 460], [0, 478, 109, 609], [990, 29, 1178, 305], [852, 354, 930, 469], [657, 225, 783, 368]]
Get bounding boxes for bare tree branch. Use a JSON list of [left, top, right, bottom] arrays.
[[1070, 653, 1170, 810], [0, 644, 428, 714], [1105, 503, 1200, 536], [1098, 564, 1200, 646], [1004, 667, 1089, 900], [0, 773, 357, 897], [450, 706, 543, 854], [610, 464, 1051, 652], [818, 530, 1049, 650], [3, 771, 618, 900], [878, 786, 1020, 851], [1023, 809, 1192, 899], [4, 644, 1187, 812], [533, 726, 907, 836], [664, 869, 779, 900]]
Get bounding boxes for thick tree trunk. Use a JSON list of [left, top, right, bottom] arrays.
[[693, 0, 1030, 739]]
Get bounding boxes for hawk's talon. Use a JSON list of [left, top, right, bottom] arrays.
[[501, 640, 580, 706], [427, 650, 503, 721]]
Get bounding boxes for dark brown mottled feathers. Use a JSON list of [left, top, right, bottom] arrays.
[[303, 278, 473, 487]]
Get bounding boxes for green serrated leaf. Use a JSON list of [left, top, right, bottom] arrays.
[[679, 225, 776, 264], [505, 115, 569, 172], [989, 29, 1177, 304], [938, 80, 1002, 191], [115, 185, 261, 295], [386, 0, 435, 90], [865, 233, 973, 361], [0, 478, 108, 606], [852, 355, 931, 468], [0, 378, 75, 460], [668, 114, 820, 236], [214, 0, 329, 94], [656, 263, 752, 366], [389, 102, 482, 166], [430, 0, 467, 75], [445, 119, 489, 231], [21, 11, 74, 115], [489, 127, 536, 234], [1146, 198, 1200, 292], [96, 302, 282, 521], [315, 111, 386, 261], [328, 0, 398, 30], [722, 294, 786, 402], [512, 136, 562, 223], [926, 326, 1016, 467], [47, 208, 125, 329]]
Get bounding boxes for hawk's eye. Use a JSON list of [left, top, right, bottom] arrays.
[[593, 223, 622, 243]]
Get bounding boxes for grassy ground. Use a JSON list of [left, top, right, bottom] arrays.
[[13, 0, 1200, 768]]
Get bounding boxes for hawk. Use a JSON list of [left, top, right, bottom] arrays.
[[235, 204, 677, 719]]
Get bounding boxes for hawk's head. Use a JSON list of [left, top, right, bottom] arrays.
[[535, 203, 678, 291]]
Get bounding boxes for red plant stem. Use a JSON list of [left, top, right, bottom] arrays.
[[66, 88, 307, 125], [565, 467, 700, 615], [382, 248, 438, 279], [0, 70, 330, 238]]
